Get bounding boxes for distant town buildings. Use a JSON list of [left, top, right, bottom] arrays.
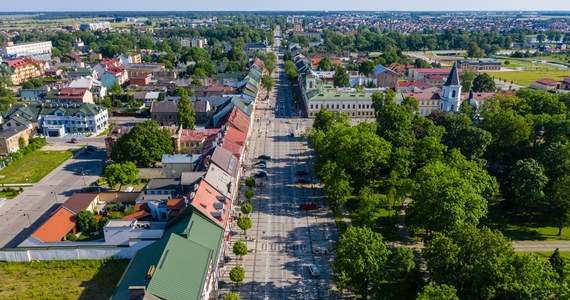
[[180, 37, 208, 48], [0, 41, 52, 61], [80, 21, 111, 31]]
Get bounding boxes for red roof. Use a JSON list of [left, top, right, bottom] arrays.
[[221, 139, 243, 161], [123, 210, 151, 220], [398, 81, 434, 89], [403, 92, 441, 101], [217, 107, 251, 134], [32, 207, 76, 242], [106, 68, 124, 76], [535, 78, 558, 85], [189, 180, 232, 229], [179, 128, 220, 143], [58, 87, 88, 99], [223, 126, 247, 146]]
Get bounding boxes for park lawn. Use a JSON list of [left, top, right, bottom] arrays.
[[485, 70, 569, 86], [0, 259, 129, 299], [0, 150, 72, 184], [484, 200, 570, 241]]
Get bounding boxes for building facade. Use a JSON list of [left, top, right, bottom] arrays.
[[40, 103, 109, 137]]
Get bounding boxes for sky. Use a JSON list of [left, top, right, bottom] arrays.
[[2, 0, 570, 12]]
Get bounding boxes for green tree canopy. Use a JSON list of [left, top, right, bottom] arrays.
[[240, 202, 253, 215], [178, 92, 196, 129], [237, 216, 252, 235], [550, 248, 567, 282], [504, 158, 548, 217], [76, 210, 99, 233], [111, 120, 173, 167], [223, 293, 240, 300], [261, 75, 274, 91], [103, 162, 139, 190], [332, 226, 391, 299], [550, 175, 570, 236], [472, 73, 497, 92], [333, 65, 350, 87], [229, 266, 245, 284], [416, 284, 459, 300], [318, 57, 332, 71], [232, 241, 248, 259], [358, 61, 375, 76]]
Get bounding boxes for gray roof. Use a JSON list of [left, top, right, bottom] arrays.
[[180, 172, 205, 186], [162, 154, 200, 164], [145, 178, 181, 191], [373, 64, 397, 76], [40, 103, 106, 117], [0, 127, 28, 138], [444, 62, 460, 86], [210, 146, 238, 177], [150, 100, 178, 113]]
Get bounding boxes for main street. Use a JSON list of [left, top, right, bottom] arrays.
[[219, 28, 338, 299]]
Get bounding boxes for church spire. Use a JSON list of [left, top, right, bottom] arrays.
[[444, 62, 460, 86]]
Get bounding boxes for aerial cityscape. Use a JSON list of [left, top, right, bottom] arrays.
[[0, 4, 570, 300]]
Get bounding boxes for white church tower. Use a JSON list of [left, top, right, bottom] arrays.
[[440, 62, 462, 112]]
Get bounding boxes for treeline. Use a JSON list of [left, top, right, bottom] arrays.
[[310, 88, 570, 298], [314, 27, 570, 55]]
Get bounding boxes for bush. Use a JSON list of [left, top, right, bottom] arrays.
[[66, 233, 77, 241]]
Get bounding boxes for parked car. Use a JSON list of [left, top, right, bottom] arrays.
[[254, 171, 268, 178], [308, 264, 320, 277], [299, 202, 316, 211], [258, 154, 271, 160], [296, 178, 310, 184], [296, 170, 309, 176], [256, 163, 267, 169], [70, 138, 78, 143]]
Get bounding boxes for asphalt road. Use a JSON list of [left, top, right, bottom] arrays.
[[0, 147, 105, 248], [219, 27, 338, 300]]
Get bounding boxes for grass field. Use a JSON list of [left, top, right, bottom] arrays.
[[485, 70, 569, 86], [484, 200, 570, 241], [0, 259, 128, 299], [0, 151, 72, 184]]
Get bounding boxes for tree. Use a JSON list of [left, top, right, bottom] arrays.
[[424, 224, 568, 299], [319, 161, 353, 211], [284, 60, 298, 81], [318, 57, 332, 71], [467, 42, 484, 58], [407, 160, 488, 234], [244, 189, 254, 201], [416, 285, 459, 300], [109, 83, 122, 96], [261, 75, 274, 91], [241, 202, 253, 215], [481, 109, 532, 166], [163, 59, 173, 69], [358, 61, 375, 76], [354, 186, 386, 228], [76, 210, 99, 233], [441, 113, 492, 161], [237, 217, 252, 236], [229, 266, 245, 285], [244, 177, 255, 189], [332, 226, 390, 299], [550, 248, 566, 282], [414, 58, 431, 68], [103, 162, 139, 190], [550, 176, 570, 236], [111, 120, 173, 167], [460, 67, 475, 92], [223, 293, 240, 300], [232, 241, 248, 260], [333, 65, 350, 87], [472, 73, 496, 92], [178, 93, 196, 129], [504, 159, 548, 217], [312, 108, 350, 132]]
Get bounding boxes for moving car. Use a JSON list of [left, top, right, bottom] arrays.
[[70, 138, 78, 143], [299, 202, 316, 211], [258, 154, 271, 160], [296, 170, 309, 176], [296, 178, 310, 184], [308, 264, 320, 277], [254, 171, 268, 178]]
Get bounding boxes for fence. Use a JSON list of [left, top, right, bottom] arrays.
[[0, 240, 153, 262]]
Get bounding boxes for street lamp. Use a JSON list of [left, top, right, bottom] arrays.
[[81, 167, 86, 187]]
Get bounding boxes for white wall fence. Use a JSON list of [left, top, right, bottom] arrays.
[[0, 240, 153, 262]]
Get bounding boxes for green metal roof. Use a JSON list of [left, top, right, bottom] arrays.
[[40, 103, 106, 117], [147, 234, 213, 300], [111, 237, 169, 300]]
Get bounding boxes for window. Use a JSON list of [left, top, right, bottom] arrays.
[[452, 90, 456, 98]]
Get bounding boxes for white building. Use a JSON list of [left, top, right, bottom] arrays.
[[68, 76, 107, 98], [80, 22, 111, 31], [181, 38, 208, 48], [0, 41, 52, 60], [440, 62, 462, 112], [40, 103, 109, 137]]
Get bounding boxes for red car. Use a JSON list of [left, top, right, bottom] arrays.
[[296, 178, 310, 184], [299, 202, 316, 211], [70, 138, 78, 143]]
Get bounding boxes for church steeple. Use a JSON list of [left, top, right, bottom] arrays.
[[440, 61, 462, 112], [444, 62, 460, 86]]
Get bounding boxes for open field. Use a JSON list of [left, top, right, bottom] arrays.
[[0, 150, 72, 184], [0, 259, 128, 299], [485, 70, 569, 86]]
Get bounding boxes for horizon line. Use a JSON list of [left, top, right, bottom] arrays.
[[2, 10, 570, 13]]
